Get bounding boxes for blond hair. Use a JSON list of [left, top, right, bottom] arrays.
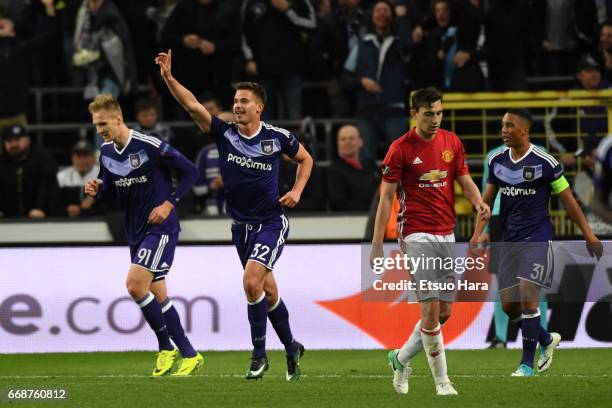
[[88, 94, 123, 116]]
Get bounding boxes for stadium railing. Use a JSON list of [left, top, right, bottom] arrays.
[[436, 89, 612, 237], [21, 85, 610, 239]]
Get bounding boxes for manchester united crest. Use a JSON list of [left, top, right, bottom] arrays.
[[442, 149, 454, 163]]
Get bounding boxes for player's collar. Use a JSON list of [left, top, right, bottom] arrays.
[[509, 143, 533, 164], [411, 127, 437, 142], [237, 121, 262, 140], [113, 130, 133, 155]]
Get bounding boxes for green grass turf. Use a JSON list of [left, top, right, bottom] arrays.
[[0, 349, 610, 407]]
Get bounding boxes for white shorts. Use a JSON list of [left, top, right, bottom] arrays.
[[399, 232, 457, 302]]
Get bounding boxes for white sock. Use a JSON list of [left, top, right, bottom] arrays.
[[397, 319, 422, 365], [421, 324, 449, 385]]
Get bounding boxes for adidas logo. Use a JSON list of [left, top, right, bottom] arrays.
[[161, 262, 170, 268], [413, 157, 423, 164]]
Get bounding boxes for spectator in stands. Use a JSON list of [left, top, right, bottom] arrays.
[[409, 0, 445, 90], [200, 93, 223, 118], [189, 93, 233, 154], [161, 0, 242, 110], [242, 0, 316, 120], [133, 97, 174, 143], [326, 124, 379, 211], [342, 0, 411, 160], [574, 0, 603, 58], [309, 0, 367, 117], [313, 0, 332, 18], [551, 55, 610, 169], [596, 20, 612, 83], [411, 0, 484, 91], [575, 55, 610, 134], [146, 0, 178, 41], [115, 1, 159, 86], [0, 1, 27, 23], [72, 0, 138, 100], [0, 124, 60, 218], [56, 140, 100, 218], [451, 0, 485, 92], [533, 0, 578, 76], [0, 0, 56, 132], [481, 0, 533, 91]]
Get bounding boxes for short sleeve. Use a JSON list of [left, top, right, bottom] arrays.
[[157, 140, 180, 160], [549, 162, 569, 194], [487, 159, 498, 186], [280, 131, 300, 158], [210, 116, 232, 146], [454, 137, 469, 176], [382, 144, 403, 183]]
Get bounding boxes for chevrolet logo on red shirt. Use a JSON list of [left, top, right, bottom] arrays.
[[419, 169, 448, 182]]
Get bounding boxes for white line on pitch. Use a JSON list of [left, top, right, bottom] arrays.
[[0, 373, 608, 380]]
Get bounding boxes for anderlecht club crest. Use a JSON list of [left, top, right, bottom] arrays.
[[129, 153, 141, 168], [261, 140, 274, 155]]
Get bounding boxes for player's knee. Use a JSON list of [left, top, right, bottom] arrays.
[[421, 307, 440, 328], [243, 276, 264, 300], [125, 279, 147, 300]]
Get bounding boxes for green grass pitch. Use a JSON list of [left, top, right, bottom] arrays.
[[0, 349, 611, 407]]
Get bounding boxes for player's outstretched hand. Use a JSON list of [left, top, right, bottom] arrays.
[[586, 236, 603, 260], [84, 180, 100, 197], [155, 49, 173, 79], [148, 200, 174, 224], [279, 190, 301, 208]]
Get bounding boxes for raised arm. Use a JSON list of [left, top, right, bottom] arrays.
[[155, 50, 212, 133]]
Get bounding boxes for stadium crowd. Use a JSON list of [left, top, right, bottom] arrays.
[[0, 0, 611, 227]]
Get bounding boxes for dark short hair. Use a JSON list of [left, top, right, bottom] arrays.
[[505, 108, 533, 126], [134, 97, 158, 114], [411, 87, 443, 111], [602, 19, 612, 30], [235, 82, 267, 105]]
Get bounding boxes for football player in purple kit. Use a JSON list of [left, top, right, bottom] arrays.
[[472, 109, 603, 377], [156, 50, 314, 381], [84, 94, 203, 377]]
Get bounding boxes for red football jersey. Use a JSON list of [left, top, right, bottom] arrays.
[[382, 128, 469, 237]]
